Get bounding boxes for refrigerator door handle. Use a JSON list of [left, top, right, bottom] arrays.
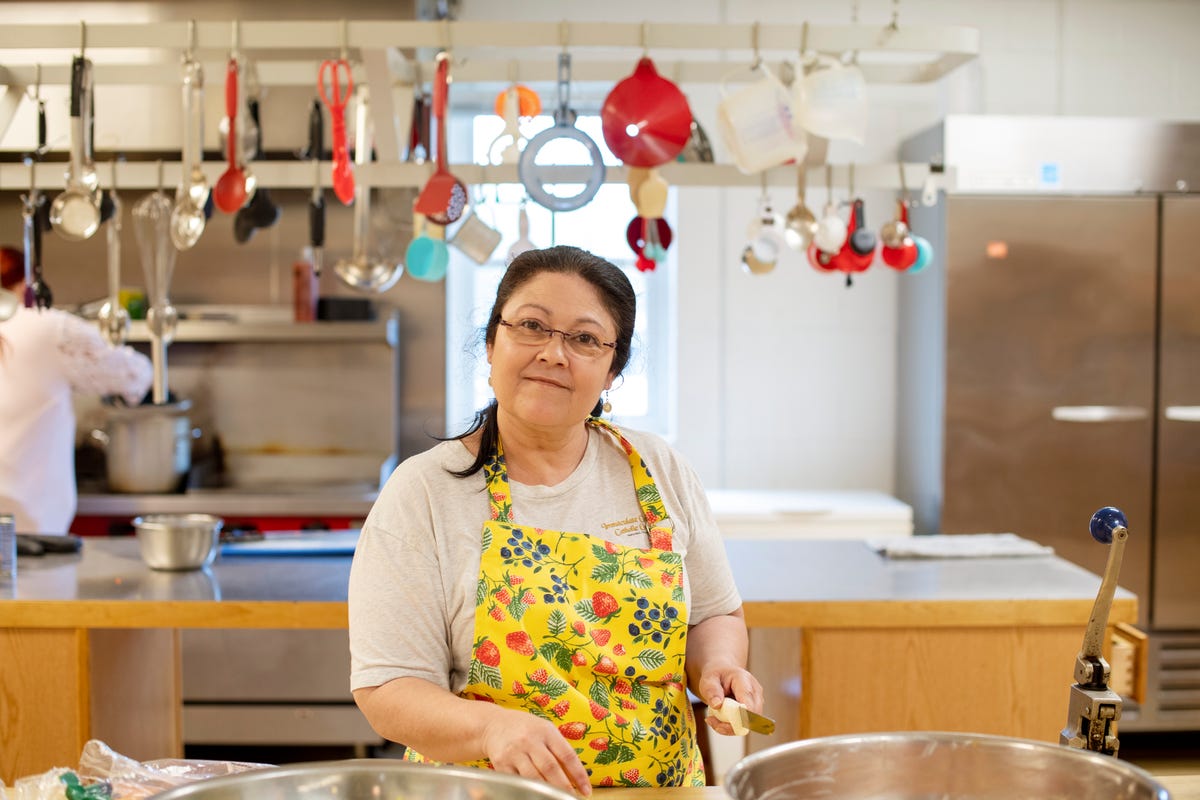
[[1164, 405, 1200, 422], [1051, 405, 1149, 423]]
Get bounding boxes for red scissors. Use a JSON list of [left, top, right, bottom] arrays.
[[318, 58, 355, 206]]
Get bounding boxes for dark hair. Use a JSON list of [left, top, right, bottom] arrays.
[[447, 245, 636, 478]]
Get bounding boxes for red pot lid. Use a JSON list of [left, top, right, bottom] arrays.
[[601, 58, 693, 168]]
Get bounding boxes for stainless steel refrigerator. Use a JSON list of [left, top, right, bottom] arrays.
[[899, 116, 1200, 732]]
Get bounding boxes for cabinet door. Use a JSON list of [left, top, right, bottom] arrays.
[[940, 196, 1157, 618], [1153, 196, 1200, 630]]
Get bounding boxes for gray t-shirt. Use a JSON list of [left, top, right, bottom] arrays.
[[348, 424, 741, 693]]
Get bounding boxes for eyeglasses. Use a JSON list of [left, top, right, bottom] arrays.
[[498, 318, 617, 359]]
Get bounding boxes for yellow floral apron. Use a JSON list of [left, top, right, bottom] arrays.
[[406, 418, 705, 787]]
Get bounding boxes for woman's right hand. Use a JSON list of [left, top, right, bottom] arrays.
[[481, 708, 592, 796]]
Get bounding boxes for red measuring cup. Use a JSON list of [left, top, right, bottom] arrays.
[[318, 58, 355, 206]]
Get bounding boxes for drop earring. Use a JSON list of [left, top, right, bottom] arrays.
[[602, 391, 612, 414]]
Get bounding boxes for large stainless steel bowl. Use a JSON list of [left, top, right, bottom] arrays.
[[151, 760, 577, 800], [724, 732, 1171, 800], [133, 513, 223, 571]]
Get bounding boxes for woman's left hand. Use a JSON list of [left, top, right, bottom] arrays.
[[696, 664, 765, 736]]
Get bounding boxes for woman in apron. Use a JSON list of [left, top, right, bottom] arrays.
[[350, 246, 762, 795]]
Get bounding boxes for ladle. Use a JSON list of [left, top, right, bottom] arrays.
[[783, 165, 819, 251], [170, 51, 209, 250], [333, 89, 402, 293], [21, 175, 51, 309], [213, 58, 248, 214], [97, 160, 130, 345], [49, 56, 100, 241]]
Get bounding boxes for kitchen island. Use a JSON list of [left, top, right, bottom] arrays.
[[0, 538, 1137, 785]]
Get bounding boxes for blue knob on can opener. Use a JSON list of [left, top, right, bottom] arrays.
[[1060, 506, 1128, 757]]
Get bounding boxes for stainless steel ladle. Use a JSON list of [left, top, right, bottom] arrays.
[[49, 55, 100, 242], [334, 89, 402, 292], [97, 159, 130, 345], [170, 37, 209, 251]]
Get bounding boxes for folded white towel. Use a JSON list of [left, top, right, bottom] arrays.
[[868, 533, 1055, 559]]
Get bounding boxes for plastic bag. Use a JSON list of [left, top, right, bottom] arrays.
[[8, 741, 270, 800]]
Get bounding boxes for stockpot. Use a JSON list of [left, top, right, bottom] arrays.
[[94, 399, 195, 494]]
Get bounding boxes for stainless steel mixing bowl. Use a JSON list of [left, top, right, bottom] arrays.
[[724, 731, 1171, 800], [151, 759, 577, 800], [133, 513, 223, 571]]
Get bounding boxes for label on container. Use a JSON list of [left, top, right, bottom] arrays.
[[0, 513, 15, 579]]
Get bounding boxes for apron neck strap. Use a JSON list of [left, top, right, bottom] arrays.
[[486, 418, 670, 531]]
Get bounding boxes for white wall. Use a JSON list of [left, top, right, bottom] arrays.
[[459, 0, 1200, 494]]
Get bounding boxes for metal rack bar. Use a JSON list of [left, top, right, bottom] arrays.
[[0, 20, 979, 85], [0, 160, 952, 193]]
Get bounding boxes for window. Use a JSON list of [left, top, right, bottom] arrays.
[[445, 113, 676, 439]]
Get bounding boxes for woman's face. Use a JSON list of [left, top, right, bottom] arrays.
[[487, 272, 618, 432]]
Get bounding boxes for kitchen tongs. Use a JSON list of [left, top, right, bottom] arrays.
[[1059, 506, 1129, 757]]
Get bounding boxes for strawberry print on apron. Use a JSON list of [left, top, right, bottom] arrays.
[[406, 418, 705, 787]]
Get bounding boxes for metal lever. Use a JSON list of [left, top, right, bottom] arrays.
[[1060, 506, 1128, 757]]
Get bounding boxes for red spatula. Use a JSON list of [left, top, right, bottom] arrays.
[[414, 53, 466, 225]]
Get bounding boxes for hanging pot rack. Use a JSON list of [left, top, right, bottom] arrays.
[[0, 18, 973, 193]]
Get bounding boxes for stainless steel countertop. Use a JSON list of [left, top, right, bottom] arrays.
[[7, 538, 1128, 606], [8, 537, 353, 604], [76, 488, 379, 518]]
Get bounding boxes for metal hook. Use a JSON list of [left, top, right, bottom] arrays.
[[849, 162, 856, 198], [898, 161, 908, 195], [24, 64, 42, 103], [79, 20, 87, 57], [231, 19, 240, 58], [825, 163, 833, 204], [185, 19, 197, 60], [340, 19, 349, 61], [751, 21, 762, 69], [559, 20, 569, 54]]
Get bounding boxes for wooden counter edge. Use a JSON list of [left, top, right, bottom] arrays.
[[742, 596, 1138, 628], [0, 600, 348, 629], [1, 596, 1136, 631]]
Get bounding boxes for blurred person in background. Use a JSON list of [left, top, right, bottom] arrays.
[[0, 246, 151, 534]]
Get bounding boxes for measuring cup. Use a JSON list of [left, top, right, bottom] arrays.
[[406, 214, 449, 282], [716, 63, 807, 175], [49, 56, 100, 241], [793, 55, 868, 145], [448, 186, 502, 265]]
